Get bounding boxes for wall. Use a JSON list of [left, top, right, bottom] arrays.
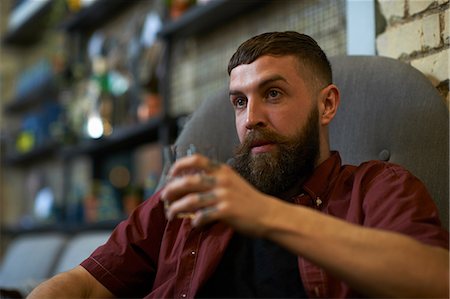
[[169, 0, 347, 116], [376, 0, 449, 106]]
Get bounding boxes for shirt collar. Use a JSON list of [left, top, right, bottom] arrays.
[[300, 151, 342, 208]]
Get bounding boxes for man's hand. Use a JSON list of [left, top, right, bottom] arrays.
[[161, 154, 283, 236]]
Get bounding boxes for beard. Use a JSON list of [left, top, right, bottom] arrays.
[[231, 107, 320, 196]]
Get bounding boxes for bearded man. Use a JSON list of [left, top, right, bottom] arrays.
[[29, 31, 448, 299]]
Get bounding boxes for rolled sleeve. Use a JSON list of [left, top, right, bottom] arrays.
[[80, 191, 167, 297]]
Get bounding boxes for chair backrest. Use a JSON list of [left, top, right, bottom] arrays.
[[172, 55, 449, 229], [52, 231, 111, 275], [0, 233, 67, 293], [329, 56, 448, 229]]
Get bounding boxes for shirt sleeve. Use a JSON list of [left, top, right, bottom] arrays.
[[80, 190, 167, 298], [360, 162, 449, 249]]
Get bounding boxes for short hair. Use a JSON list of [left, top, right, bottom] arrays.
[[228, 31, 332, 91]]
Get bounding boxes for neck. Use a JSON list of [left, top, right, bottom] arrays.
[[279, 149, 331, 201], [279, 178, 307, 201]]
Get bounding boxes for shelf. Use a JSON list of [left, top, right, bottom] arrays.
[[158, 0, 270, 38], [3, 140, 60, 167], [2, 0, 53, 46], [4, 74, 57, 114], [59, 0, 140, 33], [2, 115, 176, 166], [62, 116, 171, 157]]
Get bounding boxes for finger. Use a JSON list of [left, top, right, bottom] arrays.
[[167, 154, 205, 178], [197, 191, 216, 203], [199, 173, 217, 187], [161, 173, 216, 202], [167, 191, 218, 220], [192, 206, 219, 227]]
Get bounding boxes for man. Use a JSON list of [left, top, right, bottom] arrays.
[[28, 31, 448, 298]]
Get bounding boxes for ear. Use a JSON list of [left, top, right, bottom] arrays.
[[318, 84, 340, 126]]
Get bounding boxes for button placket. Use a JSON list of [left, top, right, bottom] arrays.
[[175, 226, 202, 299]]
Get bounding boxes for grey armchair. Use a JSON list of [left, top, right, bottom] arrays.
[[0, 231, 111, 298], [0, 233, 67, 297], [172, 55, 449, 229]]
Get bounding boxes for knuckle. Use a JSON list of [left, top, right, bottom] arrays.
[[217, 200, 230, 215], [191, 154, 203, 163], [185, 175, 197, 188], [216, 188, 226, 198], [187, 193, 199, 206]]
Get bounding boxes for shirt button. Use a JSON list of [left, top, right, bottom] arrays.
[[314, 286, 320, 297], [181, 294, 187, 298], [315, 197, 323, 207], [191, 251, 196, 255]]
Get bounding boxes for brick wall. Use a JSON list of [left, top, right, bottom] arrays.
[[376, 0, 449, 106]]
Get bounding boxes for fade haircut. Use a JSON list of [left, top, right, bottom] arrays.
[[228, 31, 332, 92]]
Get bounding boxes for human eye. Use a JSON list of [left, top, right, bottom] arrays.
[[266, 89, 282, 101], [231, 97, 247, 109]]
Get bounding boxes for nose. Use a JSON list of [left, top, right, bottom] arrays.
[[245, 98, 266, 130]]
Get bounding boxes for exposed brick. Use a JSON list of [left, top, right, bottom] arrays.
[[377, 13, 442, 57], [378, 0, 405, 21], [422, 13, 441, 48], [410, 49, 449, 85], [377, 21, 422, 57], [408, 0, 435, 16]]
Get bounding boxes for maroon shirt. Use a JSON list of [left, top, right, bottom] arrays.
[[81, 152, 449, 298]]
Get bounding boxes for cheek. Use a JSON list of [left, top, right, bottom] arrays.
[[235, 117, 246, 143], [269, 111, 304, 137]]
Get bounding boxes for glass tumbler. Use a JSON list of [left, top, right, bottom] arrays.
[[162, 144, 217, 219]]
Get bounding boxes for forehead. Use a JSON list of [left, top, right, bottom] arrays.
[[229, 55, 305, 88]]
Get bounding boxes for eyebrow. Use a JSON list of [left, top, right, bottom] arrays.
[[229, 74, 289, 96]]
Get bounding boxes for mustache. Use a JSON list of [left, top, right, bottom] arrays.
[[234, 128, 289, 156]]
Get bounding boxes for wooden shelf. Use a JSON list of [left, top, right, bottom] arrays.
[[61, 116, 173, 157], [158, 0, 269, 38], [1, 0, 53, 46], [59, 0, 140, 33]]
